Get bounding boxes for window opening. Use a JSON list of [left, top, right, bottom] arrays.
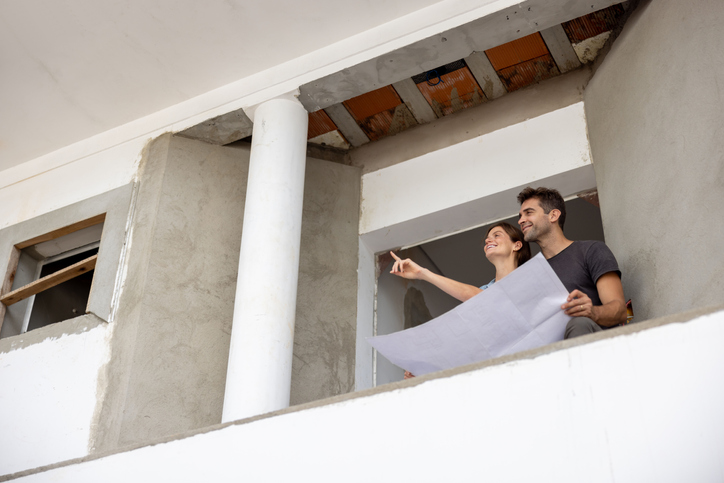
[[0, 215, 105, 339], [373, 197, 605, 385]]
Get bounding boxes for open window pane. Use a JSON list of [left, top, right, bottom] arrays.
[[26, 247, 98, 332], [0, 218, 104, 339]]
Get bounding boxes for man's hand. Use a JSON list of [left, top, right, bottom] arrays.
[[404, 371, 416, 379], [562, 290, 594, 318], [390, 251, 424, 280], [561, 273, 627, 327]]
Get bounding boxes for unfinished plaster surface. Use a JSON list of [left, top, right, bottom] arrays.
[[176, 107, 253, 145], [91, 134, 247, 452], [584, 0, 724, 321], [8, 305, 724, 482], [349, 67, 591, 174], [92, 134, 361, 453], [291, 160, 360, 405], [0, 314, 110, 476]]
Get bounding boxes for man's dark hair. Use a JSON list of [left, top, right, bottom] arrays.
[[517, 187, 566, 230], [485, 222, 531, 267]]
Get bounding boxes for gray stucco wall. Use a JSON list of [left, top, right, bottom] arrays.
[[92, 134, 360, 452], [584, 0, 724, 321]]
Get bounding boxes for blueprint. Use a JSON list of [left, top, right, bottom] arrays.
[[367, 253, 571, 376]]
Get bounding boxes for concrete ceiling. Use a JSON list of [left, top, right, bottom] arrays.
[[0, 0, 442, 171], [298, 2, 628, 150], [0, 0, 631, 175]]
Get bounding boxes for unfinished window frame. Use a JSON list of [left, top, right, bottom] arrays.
[[0, 183, 135, 345], [0, 214, 105, 336]]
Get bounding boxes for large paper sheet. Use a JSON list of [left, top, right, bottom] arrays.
[[367, 253, 571, 376]]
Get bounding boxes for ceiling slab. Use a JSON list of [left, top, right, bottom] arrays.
[[175, 108, 253, 145], [298, 0, 623, 111], [0, 0, 443, 171]]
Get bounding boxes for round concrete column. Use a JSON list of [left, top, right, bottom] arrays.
[[222, 99, 308, 422]]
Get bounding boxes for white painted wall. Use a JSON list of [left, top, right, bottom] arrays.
[[359, 102, 596, 252], [0, 324, 110, 476], [12, 309, 724, 482], [0, 137, 143, 230]]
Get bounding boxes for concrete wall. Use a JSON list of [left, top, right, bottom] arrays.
[[584, 0, 724, 321], [91, 134, 360, 453], [291, 156, 360, 405], [12, 306, 724, 482]]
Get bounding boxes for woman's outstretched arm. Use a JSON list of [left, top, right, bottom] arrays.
[[389, 252, 482, 302]]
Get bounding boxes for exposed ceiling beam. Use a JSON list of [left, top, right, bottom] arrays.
[[463, 51, 507, 100], [324, 105, 370, 147], [176, 108, 253, 145], [540, 25, 582, 74], [298, 0, 622, 111], [392, 78, 438, 125]]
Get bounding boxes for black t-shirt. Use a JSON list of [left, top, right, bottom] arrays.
[[547, 240, 621, 306]]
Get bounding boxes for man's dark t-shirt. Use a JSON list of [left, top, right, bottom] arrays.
[[547, 240, 621, 306]]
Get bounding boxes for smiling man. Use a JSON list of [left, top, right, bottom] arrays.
[[517, 187, 627, 338]]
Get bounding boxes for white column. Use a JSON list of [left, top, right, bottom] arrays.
[[222, 99, 308, 422]]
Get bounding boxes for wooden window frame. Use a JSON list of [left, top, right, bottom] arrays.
[[0, 214, 105, 335]]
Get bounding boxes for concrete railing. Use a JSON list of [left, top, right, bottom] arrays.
[[4, 304, 724, 482]]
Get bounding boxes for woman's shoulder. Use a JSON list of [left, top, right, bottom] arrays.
[[480, 278, 496, 290]]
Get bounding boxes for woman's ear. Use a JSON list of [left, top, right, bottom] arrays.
[[513, 241, 522, 252]]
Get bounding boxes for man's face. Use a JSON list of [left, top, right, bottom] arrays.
[[518, 198, 549, 243]]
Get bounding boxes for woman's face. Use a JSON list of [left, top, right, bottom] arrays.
[[483, 226, 521, 261]]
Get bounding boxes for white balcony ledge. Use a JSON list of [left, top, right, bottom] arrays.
[[4, 304, 724, 482]]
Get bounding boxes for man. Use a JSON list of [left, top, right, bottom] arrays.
[[517, 187, 626, 338]]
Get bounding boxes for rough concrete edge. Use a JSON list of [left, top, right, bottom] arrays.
[[4, 302, 722, 481], [86, 133, 173, 456], [305, 143, 350, 165], [0, 313, 106, 355], [587, 0, 642, 79]]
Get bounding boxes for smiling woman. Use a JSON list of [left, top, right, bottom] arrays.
[[389, 221, 530, 302]]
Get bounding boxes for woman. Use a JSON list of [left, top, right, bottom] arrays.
[[390, 222, 531, 379], [390, 221, 531, 300]]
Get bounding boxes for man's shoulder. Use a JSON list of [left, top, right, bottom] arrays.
[[574, 240, 609, 250], [572, 240, 614, 257], [573, 240, 621, 280]]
